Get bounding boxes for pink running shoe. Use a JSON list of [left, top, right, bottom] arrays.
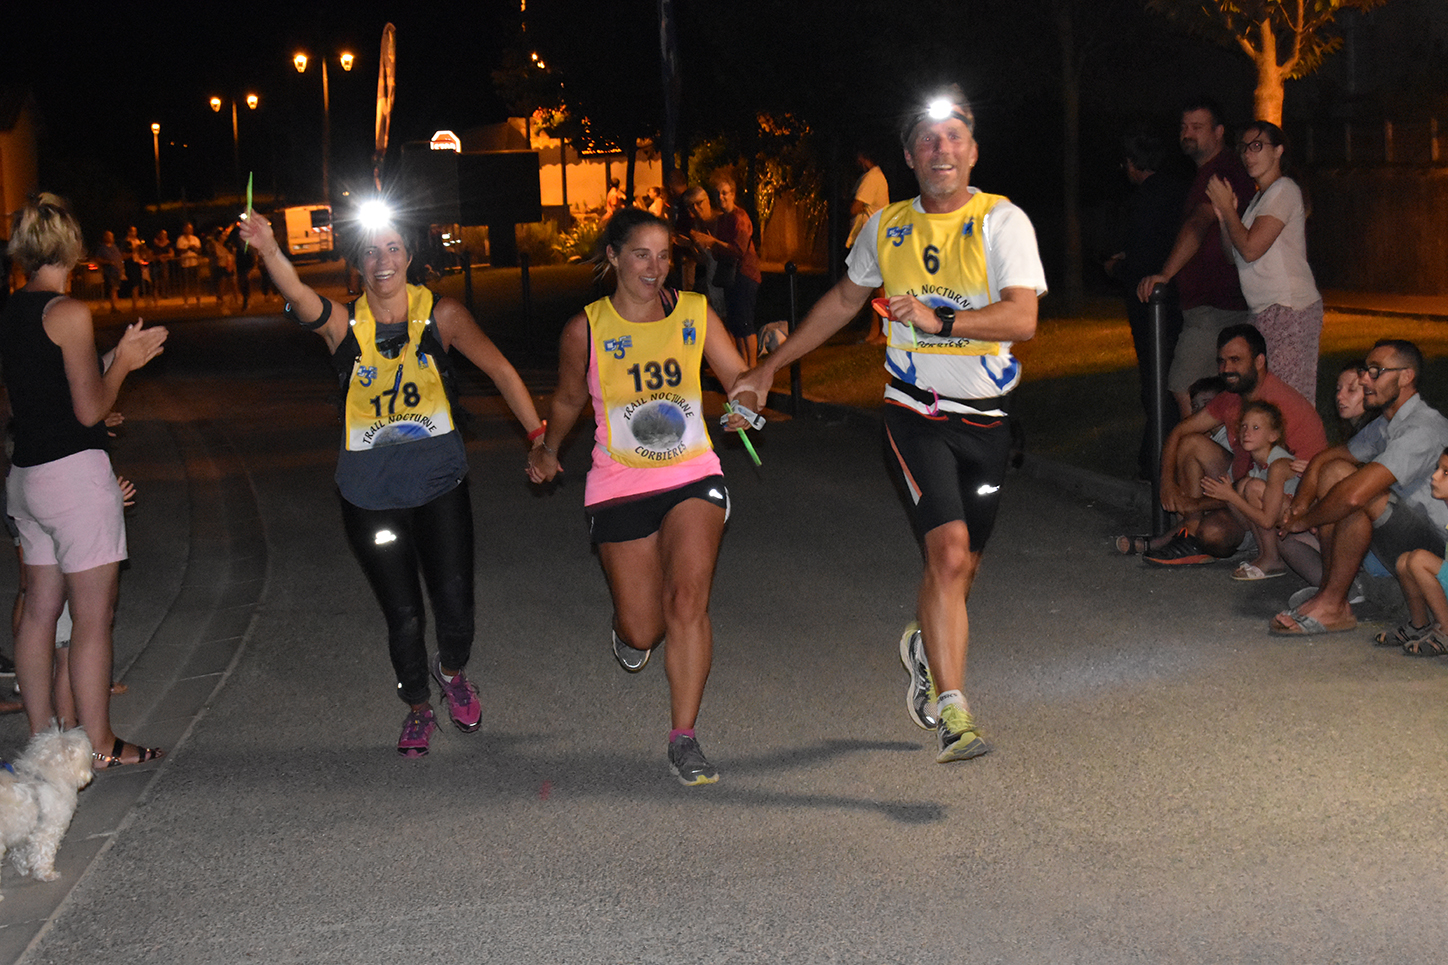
[[431, 656, 482, 733], [397, 706, 437, 757]]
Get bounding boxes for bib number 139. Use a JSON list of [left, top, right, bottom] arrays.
[[626, 359, 682, 391]]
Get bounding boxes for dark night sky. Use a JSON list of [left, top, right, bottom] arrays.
[[3, 2, 517, 208]]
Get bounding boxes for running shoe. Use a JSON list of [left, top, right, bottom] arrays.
[[936, 704, 992, 763], [612, 631, 652, 673], [1142, 534, 1214, 566], [667, 734, 719, 786], [397, 706, 438, 757], [431, 656, 482, 733], [898, 622, 937, 729]]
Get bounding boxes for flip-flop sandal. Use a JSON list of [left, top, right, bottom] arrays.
[[1403, 629, 1448, 658], [1232, 563, 1286, 581], [1113, 534, 1151, 555], [1374, 622, 1433, 647], [1269, 608, 1358, 636], [93, 737, 165, 769]]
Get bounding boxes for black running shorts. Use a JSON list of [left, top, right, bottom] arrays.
[[587, 475, 730, 544], [884, 403, 1011, 551]]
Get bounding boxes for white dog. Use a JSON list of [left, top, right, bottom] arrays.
[[0, 727, 94, 900]]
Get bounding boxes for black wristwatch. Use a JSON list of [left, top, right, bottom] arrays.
[[933, 305, 956, 338]]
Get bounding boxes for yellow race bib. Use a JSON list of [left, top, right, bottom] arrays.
[[343, 285, 455, 451]]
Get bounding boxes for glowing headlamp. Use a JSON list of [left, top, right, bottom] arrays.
[[902, 88, 976, 144], [358, 199, 394, 232]]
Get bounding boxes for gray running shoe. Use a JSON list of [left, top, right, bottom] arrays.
[[936, 704, 992, 763], [667, 734, 719, 786], [612, 631, 652, 673], [898, 622, 937, 729]]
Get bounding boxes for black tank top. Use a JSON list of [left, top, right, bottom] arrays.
[[0, 290, 109, 467]]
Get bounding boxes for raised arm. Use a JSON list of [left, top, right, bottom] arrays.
[[47, 299, 166, 427], [238, 210, 349, 350]]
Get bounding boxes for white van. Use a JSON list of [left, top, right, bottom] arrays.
[[277, 204, 334, 260]]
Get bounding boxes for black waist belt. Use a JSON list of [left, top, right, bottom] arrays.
[[888, 377, 1011, 413]]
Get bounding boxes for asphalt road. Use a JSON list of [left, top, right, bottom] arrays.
[[3, 297, 1448, 964]]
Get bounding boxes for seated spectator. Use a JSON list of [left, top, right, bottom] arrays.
[[1274, 339, 1448, 636], [1143, 323, 1326, 565], [1376, 448, 1448, 656], [1201, 400, 1300, 580]]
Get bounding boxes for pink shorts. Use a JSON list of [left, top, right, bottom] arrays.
[[6, 449, 127, 573]]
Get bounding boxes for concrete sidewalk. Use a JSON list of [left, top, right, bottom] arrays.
[[5, 306, 1448, 962]]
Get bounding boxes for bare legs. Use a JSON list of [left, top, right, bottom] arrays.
[[918, 521, 980, 698], [599, 498, 726, 731]]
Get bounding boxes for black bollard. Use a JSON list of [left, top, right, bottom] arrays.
[[1148, 283, 1173, 535], [462, 247, 475, 316], [785, 262, 802, 415]]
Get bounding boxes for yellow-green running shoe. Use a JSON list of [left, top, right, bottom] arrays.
[[899, 622, 937, 729], [936, 704, 992, 763]]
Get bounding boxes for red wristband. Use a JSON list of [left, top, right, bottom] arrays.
[[527, 421, 547, 442]]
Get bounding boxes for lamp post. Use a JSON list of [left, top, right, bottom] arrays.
[[210, 93, 259, 181], [150, 122, 162, 206], [294, 50, 354, 204]]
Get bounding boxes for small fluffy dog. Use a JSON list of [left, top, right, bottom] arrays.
[[0, 727, 94, 900]]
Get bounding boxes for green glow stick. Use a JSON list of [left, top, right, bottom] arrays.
[[244, 172, 253, 250], [725, 403, 762, 466]]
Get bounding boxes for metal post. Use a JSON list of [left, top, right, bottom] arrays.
[[786, 262, 801, 415], [519, 251, 532, 329], [1148, 283, 1172, 535]]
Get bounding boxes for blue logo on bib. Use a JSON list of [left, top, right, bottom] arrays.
[[682, 322, 697, 346], [962, 218, 975, 238], [604, 336, 633, 359], [356, 364, 378, 388], [886, 225, 913, 247]]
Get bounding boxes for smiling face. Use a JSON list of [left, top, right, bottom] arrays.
[[1217, 337, 1261, 396], [359, 228, 411, 297], [715, 180, 736, 214], [904, 117, 978, 209], [607, 223, 671, 303], [1336, 368, 1367, 421], [1179, 109, 1224, 166]]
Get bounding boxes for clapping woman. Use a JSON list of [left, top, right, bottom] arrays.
[[1205, 121, 1323, 403], [1, 194, 168, 768]]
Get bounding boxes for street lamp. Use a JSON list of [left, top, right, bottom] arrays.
[[150, 122, 161, 205], [210, 92, 259, 180], [294, 49, 355, 204]]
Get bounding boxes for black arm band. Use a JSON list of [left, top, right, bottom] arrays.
[[286, 297, 333, 331]]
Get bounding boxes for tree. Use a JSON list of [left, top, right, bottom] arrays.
[[1146, 0, 1390, 124]]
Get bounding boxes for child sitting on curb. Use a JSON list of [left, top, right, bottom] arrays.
[[1377, 448, 1448, 656], [1201, 400, 1299, 581]]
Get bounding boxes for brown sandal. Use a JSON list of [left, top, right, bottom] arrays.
[[93, 737, 165, 769]]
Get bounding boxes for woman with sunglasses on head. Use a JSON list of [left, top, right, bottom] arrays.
[[1205, 121, 1323, 404], [527, 208, 761, 786], [238, 208, 545, 758]]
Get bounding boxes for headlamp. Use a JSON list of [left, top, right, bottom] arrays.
[[358, 199, 394, 232]]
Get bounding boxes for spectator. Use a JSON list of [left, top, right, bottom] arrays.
[[1200, 400, 1300, 580], [1377, 448, 1448, 656], [1275, 340, 1448, 636], [1106, 127, 1189, 479], [1206, 120, 1322, 403], [689, 173, 763, 367], [94, 230, 123, 314], [151, 228, 173, 300], [846, 149, 890, 249], [1144, 323, 1326, 565], [175, 222, 203, 305], [1137, 97, 1256, 418]]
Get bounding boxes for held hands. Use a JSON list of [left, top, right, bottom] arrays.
[[728, 369, 771, 411], [526, 441, 560, 484], [1203, 176, 1238, 221], [722, 392, 763, 432], [114, 319, 168, 374]]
